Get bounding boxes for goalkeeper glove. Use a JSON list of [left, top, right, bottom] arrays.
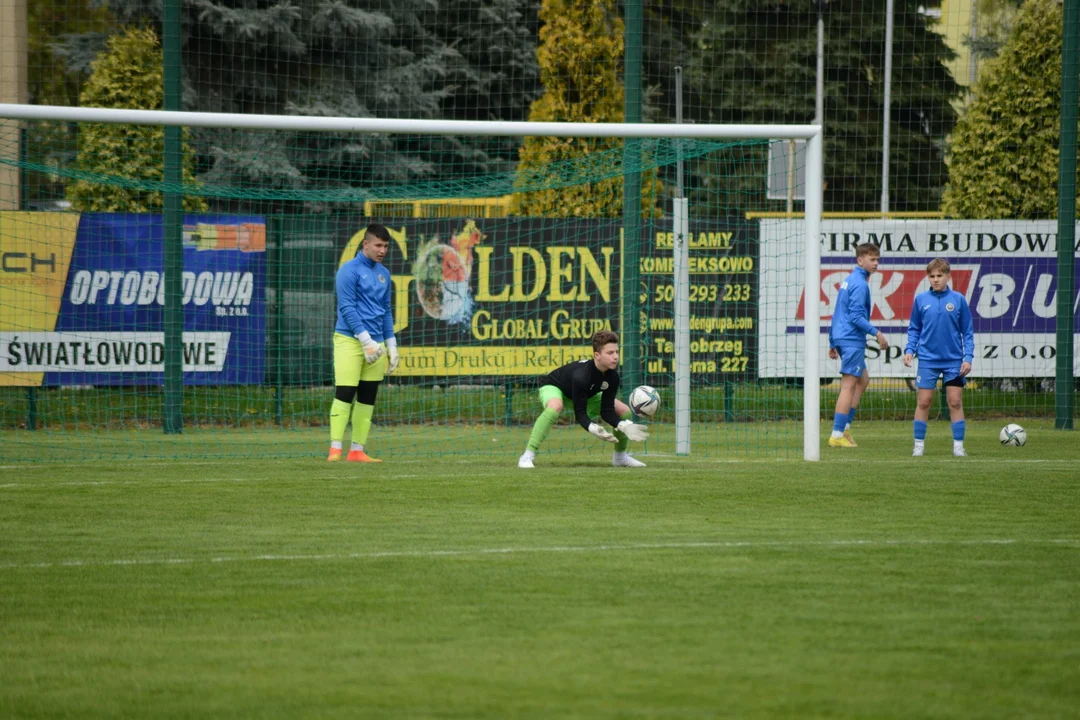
[[588, 422, 618, 443], [355, 331, 385, 364], [385, 337, 400, 375], [616, 420, 649, 442]]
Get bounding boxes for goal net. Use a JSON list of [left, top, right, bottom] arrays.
[[1, 108, 828, 462]]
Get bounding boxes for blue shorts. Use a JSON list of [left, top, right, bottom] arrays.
[[835, 345, 866, 377], [915, 364, 966, 390]]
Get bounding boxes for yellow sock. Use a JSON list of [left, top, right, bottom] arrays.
[[329, 399, 352, 443], [351, 403, 375, 446]]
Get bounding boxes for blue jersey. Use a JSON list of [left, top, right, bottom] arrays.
[[905, 287, 974, 365], [828, 266, 878, 348], [334, 253, 395, 341]]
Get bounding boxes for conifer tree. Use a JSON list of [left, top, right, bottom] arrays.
[[66, 27, 206, 212], [511, 0, 659, 218], [942, 0, 1074, 219]]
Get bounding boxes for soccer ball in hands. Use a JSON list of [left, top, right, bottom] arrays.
[[628, 385, 661, 417], [999, 423, 1027, 447]]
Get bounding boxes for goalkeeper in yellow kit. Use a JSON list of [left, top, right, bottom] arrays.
[[327, 224, 398, 462]]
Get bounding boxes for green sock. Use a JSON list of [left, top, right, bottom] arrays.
[[351, 403, 375, 446], [613, 409, 631, 452], [330, 399, 352, 443], [527, 408, 559, 452]]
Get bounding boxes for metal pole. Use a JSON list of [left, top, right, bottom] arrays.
[[675, 66, 684, 199], [804, 129, 824, 461], [673, 67, 690, 454], [162, 0, 183, 434], [622, 0, 644, 394], [1056, 0, 1078, 431], [881, 0, 894, 216], [816, 0, 826, 126], [673, 197, 690, 454]]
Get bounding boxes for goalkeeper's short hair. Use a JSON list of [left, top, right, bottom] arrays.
[[592, 330, 619, 352]]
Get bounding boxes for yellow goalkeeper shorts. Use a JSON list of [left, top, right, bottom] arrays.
[[333, 333, 387, 386]]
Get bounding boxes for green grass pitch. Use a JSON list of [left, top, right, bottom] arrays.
[[2, 421, 1078, 718]]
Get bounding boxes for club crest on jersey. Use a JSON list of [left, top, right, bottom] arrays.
[[600, 382, 609, 390], [379, 275, 386, 283], [945, 303, 955, 312]]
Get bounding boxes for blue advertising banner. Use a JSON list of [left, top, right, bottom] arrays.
[[0, 213, 265, 386]]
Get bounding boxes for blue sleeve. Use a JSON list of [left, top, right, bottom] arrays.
[[382, 277, 395, 341], [905, 301, 922, 356], [847, 283, 877, 336], [960, 297, 975, 363], [335, 265, 366, 336]]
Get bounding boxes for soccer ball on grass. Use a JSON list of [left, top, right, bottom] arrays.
[[999, 423, 1027, 447], [628, 385, 661, 418]]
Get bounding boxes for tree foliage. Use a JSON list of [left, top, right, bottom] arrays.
[[643, 0, 961, 213], [84, 0, 540, 206], [510, 0, 660, 218], [942, 0, 1073, 219], [66, 27, 206, 212]]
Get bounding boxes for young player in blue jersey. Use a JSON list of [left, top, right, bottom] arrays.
[[327, 224, 399, 462], [518, 330, 650, 469], [827, 243, 889, 448], [904, 259, 974, 457]]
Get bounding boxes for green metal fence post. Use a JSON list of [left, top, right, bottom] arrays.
[[162, 0, 183, 434], [271, 216, 284, 427], [724, 380, 734, 423], [621, 0, 644, 394], [1056, 0, 1078, 430], [26, 387, 36, 430], [504, 382, 513, 427]]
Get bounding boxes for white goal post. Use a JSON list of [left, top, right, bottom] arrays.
[[0, 103, 824, 460]]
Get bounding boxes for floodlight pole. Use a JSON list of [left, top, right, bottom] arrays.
[[816, 0, 826, 126], [881, 0, 894, 216]]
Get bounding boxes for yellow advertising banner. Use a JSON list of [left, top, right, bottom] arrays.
[[396, 345, 591, 377], [0, 212, 81, 386]]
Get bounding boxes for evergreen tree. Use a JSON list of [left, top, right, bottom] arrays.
[[511, 0, 660, 218], [66, 27, 206, 212], [25, 0, 112, 207], [642, 0, 961, 213], [86, 0, 540, 207], [943, 0, 1073, 219]]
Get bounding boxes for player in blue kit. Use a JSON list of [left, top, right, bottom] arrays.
[[327, 224, 399, 462], [904, 258, 974, 457], [827, 243, 889, 448]]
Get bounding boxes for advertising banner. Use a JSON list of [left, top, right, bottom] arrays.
[[332, 218, 619, 378], [759, 219, 1080, 378], [323, 217, 758, 381], [640, 220, 758, 382], [1, 213, 266, 386]]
